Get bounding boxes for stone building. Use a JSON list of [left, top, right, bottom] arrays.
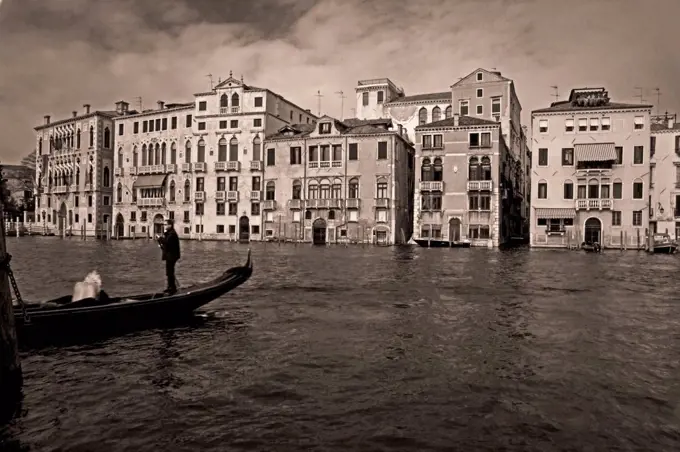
[[262, 116, 414, 245], [414, 114, 523, 247], [649, 113, 680, 238], [530, 88, 653, 249], [33, 103, 120, 236], [112, 73, 317, 240]]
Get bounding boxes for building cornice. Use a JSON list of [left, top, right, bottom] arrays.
[[386, 99, 451, 107], [34, 112, 116, 131], [415, 124, 501, 133], [531, 107, 653, 117], [113, 105, 193, 121]]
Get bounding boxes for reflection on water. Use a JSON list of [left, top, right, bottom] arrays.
[[1, 237, 680, 451]]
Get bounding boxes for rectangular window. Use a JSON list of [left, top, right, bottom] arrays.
[[185, 115, 192, 128], [198, 122, 206, 131], [612, 211, 622, 226], [634, 116, 644, 130], [476, 105, 483, 115], [198, 101, 207, 111], [563, 182, 573, 199], [133, 122, 139, 134], [266, 148, 275, 166], [228, 203, 237, 215], [254, 118, 262, 127], [219, 120, 227, 129], [118, 123, 124, 136], [538, 148, 548, 166], [319, 123, 332, 134], [589, 118, 599, 131], [561, 148, 573, 166], [633, 146, 644, 164], [650, 136, 656, 158], [422, 135, 432, 148], [149, 120, 154, 132], [459, 101, 469, 116], [578, 118, 587, 132], [615, 147, 623, 164], [565, 119, 574, 132], [362, 92, 369, 106], [613, 182, 622, 199], [538, 119, 548, 133], [289, 147, 302, 165], [633, 181, 643, 199], [171, 117, 177, 129], [161, 118, 167, 130], [216, 202, 226, 216], [348, 143, 358, 160], [433, 134, 443, 148], [491, 98, 501, 114], [143, 121, 148, 133], [469, 132, 491, 148], [633, 210, 642, 226], [601, 117, 611, 131], [476, 88, 483, 98], [230, 120, 238, 128], [377, 141, 388, 159], [155, 119, 160, 130], [254, 97, 263, 107], [537, 182, 547, 199], [377, 91, 384, 103]]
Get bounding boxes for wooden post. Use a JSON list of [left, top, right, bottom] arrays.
[[0, 186, 22, 416]]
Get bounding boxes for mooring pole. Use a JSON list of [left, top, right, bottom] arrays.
[[0, 176, 22, 419]]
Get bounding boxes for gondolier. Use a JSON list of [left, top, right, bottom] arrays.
[[157, 219, 180, 294]]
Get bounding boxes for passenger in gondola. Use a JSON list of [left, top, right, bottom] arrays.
[[157, 219, 181, 294]]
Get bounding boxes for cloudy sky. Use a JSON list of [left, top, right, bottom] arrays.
[[0, 0, 678, 164]]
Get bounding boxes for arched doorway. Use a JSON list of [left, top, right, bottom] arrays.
[[153, 213, 165, 236], [448, 217, 461, 242], [58, 202, 67, 235], [312, 218, 327, 245], [239, 216, 250, 242], [115, 213, 125, 239], [584, 217, 602, 244]]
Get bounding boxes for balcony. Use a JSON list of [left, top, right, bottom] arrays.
[[250, 160, 263, 171], [289, 199, 302, 209], [263, 200, 277, 210], [576, 168, 612, 178], [575, 199, 613, 210], [129, 167, 138, 176], [375, 198, 390, 208], [346, 198, 360, 209], [226, 191, 239, 202], [467, 180, 493, 191], [181, 163, 192, 172], [331, 161, 342, 168], [166, 164, 177, 173], [84, 183, 93, 191], [114, 167, 124, 177], [69, 184, 78, 192], [138, 165, 166, 175], [194, 191, 205, 202], [329, 199, 343, 209], [220, 107, 240, 114], [420, 181, 443, 191], [138, 198, 165, 207], [53, 186, 68, 194], [215, 191, 226, 201], [250, 191, 261, 201], [193, 162, 207, 172]]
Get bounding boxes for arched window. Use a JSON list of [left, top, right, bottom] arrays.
[[292, 180, 302, 200], [220, 94, 228, 108], [252, 136, 261, 161], [185, 141, 192, 163], [231, 93, 240, 108], [184, 179, 191, 202], [169, 180, 176, 202], [563, 179, 574, 200], [229, 137, 238, 161], [76, 128, 81, 148], [170, 142, 176, 165], [468, 157, 480, 181], [265, 181, 275, 200], [89, 126, 94, 147], [218, 138, 227, 161], [197, 139, 206, 162], [88, 165, 93, 185], [432, 106, 442, 122], [308, 180, 318, 199], [103, 167, 110, 187], [75, 166, 80, 185], [305, 210, 312, 220], [376, 177, 388, 199], [319, 179, 331, 199], [348, 178, 359, 198], [421, 158, 432, 181], [161, 142, 167, 165], [331, 178, 342, 198], [418, 107, 427, 125], [445, 105, 452, 119], [147, 143, 154, 165], [116, 183, 123, 202], [117, 148, 123, 168], [141, 144, 148, 166], [103, 127, 110, 148], [433, 158, 443, 182], [132, 146, 138, 167], [38, 137, 42, 154], [155, 143, 161, 165], [481, 156, 492, 181]]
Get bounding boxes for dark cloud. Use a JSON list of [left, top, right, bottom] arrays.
[[0, 0, 679, 163]]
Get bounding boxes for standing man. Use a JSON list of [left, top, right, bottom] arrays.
[[157, 219, 180, 294]]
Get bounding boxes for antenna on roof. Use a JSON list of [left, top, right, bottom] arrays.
[[206, 74, 213, 90], [654, 87, 662, 115], [135, 96, 143, 112], [634, 87, 645, 104], [335, 90, 346, 120], [315, 90, 324, 117], [550, 85, 559, 102]]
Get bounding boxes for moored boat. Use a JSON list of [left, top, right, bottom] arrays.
[[13, 250, 253, 338], [650, 234, 678, 254], [581, 241, 602, 253], [414, 238, 472, 248]]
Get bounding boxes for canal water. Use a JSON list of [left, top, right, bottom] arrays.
[[1, 237, 680, 451]]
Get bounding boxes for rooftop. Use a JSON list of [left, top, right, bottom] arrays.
[[266, 117, 402, 140], [415, 115, 499, 130], [533, 87, 653, 114]]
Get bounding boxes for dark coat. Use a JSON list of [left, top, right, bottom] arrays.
[[158, 227, 180, 261]]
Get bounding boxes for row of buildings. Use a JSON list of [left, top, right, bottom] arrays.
[[31, 68, 677, 248]]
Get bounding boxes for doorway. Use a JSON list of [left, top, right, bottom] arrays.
[[115, 213, 125, 238], [584, 217, 602, 244], [239, 216, 250, 242], [153, 214, 165, 236], [448, 217, 461, 242], [312, 218, 327, 245], [58, 202, 67, 234]]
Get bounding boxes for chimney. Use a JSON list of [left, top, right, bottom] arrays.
[[83, 104, 91, 114], [157, 100, 165, 110], [72, 111, 77, 118], [44, 115, 51, 125], [669, 116, 675, 128], [115, 100, 129, 115], [398, 124, 403, 136], [453, 113, 460, 127]]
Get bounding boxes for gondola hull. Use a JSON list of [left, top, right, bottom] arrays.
[[14, 250, 253, 338], [414, 239, 472, 248], [652, 244, 678, 254]]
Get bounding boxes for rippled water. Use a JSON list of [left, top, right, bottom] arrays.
[[1, 237, 680, 451]]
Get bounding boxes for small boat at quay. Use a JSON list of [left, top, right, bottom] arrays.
[[650, 234, 678, 254], [581, 241, 602, 253], [12, 250, 253, 339], [414, 238, 472, 248]]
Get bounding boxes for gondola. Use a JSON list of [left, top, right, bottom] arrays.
[[581, 241, 602, 253], [13, 250, 253, 338], [413, 238, 472, 248]]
